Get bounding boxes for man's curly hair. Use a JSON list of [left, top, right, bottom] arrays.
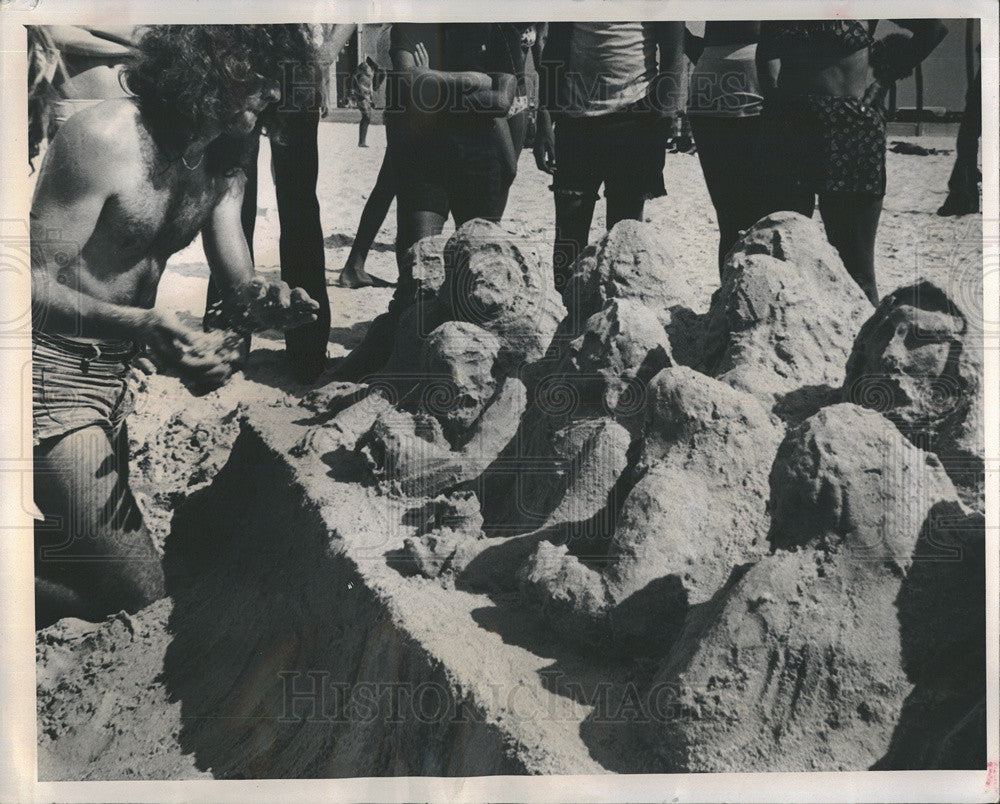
[[123, 25, 318, 175]]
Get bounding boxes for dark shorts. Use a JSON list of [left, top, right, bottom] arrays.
[[387, 112, 506, 223], [32, 331, 141, 447], [551, 101, 667, 203], [760, 94, 887, 196]]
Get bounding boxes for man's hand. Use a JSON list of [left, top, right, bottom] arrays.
[[533, 111, 556, 174], [241, 278, 320, 332], [142, 311, 243, 394]]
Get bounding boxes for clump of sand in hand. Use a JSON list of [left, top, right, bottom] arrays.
[[178, 329, 247, 396]]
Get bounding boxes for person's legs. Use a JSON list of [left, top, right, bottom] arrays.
[[394, 141, 449, 258], [553, 191, 598, 295], [755, 150, 815, 224], [386, 121, 449, 267], [508, 111, 529, 155], [483, 111, 528, 221], [691, 114, 764, 276], [412, 210, 447, 242], [754, 100, 823, 228], [818, 192, 883, 305], [332, 124, 447, 382], [954, 71, 982, 178], [270, 110, 331, 383], [602, 105, 669, 232], [338, 150, 397, 288], [605, 192, 645, 231], [393, 191, 415, 275], [358, 103, 371, 147], [940, 70, 981, 216], [34, 424, 165, 629], [551, 116, 601, 295]]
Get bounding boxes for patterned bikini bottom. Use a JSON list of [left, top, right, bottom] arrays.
[[761, 93, 887, 196]]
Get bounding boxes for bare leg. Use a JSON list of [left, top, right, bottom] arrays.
[[358, 109, 371, 148], [818, 192, 883, 305], [488, 111, 528, 221], [403, 210, 447, 258], [331, 208, 446, 382], [508, 111, 529, 155], [338, 150, 397, 288], [34, 424, 165, 630], [553, 189, 598, 302]]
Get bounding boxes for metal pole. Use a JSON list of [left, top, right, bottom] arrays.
[[914, 63, 924, 136], [965, 18, 975, 87]]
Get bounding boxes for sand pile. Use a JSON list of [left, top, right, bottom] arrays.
[[130, 401, 245, 549], [36, 215, 986, 778]]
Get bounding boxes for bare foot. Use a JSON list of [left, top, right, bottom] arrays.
[[337, 265, 396, 289]]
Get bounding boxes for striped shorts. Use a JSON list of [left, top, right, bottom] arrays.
[[32, 330, 141, 447]]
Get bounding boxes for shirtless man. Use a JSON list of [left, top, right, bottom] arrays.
[[30, 25, 320, 628]]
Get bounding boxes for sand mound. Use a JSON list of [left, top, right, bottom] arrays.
[[704, 211, 874, 405]]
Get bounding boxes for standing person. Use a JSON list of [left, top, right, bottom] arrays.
[[332, 22, 518, 381], [30, 25, 320, 628], [337, 22, 540, 291], [389, 23, 517, 250], [336, 149, 397, 288], [684, 22, 764, 276], [487, 23, 548, 211], [349, 56, 386, 148], [338, 24, 398, 289], [533, 22, 686, 292], [27, 25, 136, 171], [938, 53, 981, 216], [755, 19, 947, 305], [204, 23, 354, 384]]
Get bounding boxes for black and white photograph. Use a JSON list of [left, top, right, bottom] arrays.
[[0, 1, 997, 801]]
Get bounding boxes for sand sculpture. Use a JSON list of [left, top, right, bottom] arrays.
[[36, 214, 985, 778]]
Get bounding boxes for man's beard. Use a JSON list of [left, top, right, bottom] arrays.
[[205, 115, 264, 176]]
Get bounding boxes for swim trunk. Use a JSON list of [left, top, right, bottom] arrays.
[[388, 112, 507, 223], [760, 93, 887, 196], [32, 330, 142, 447], [551, 98, 667, 203]]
